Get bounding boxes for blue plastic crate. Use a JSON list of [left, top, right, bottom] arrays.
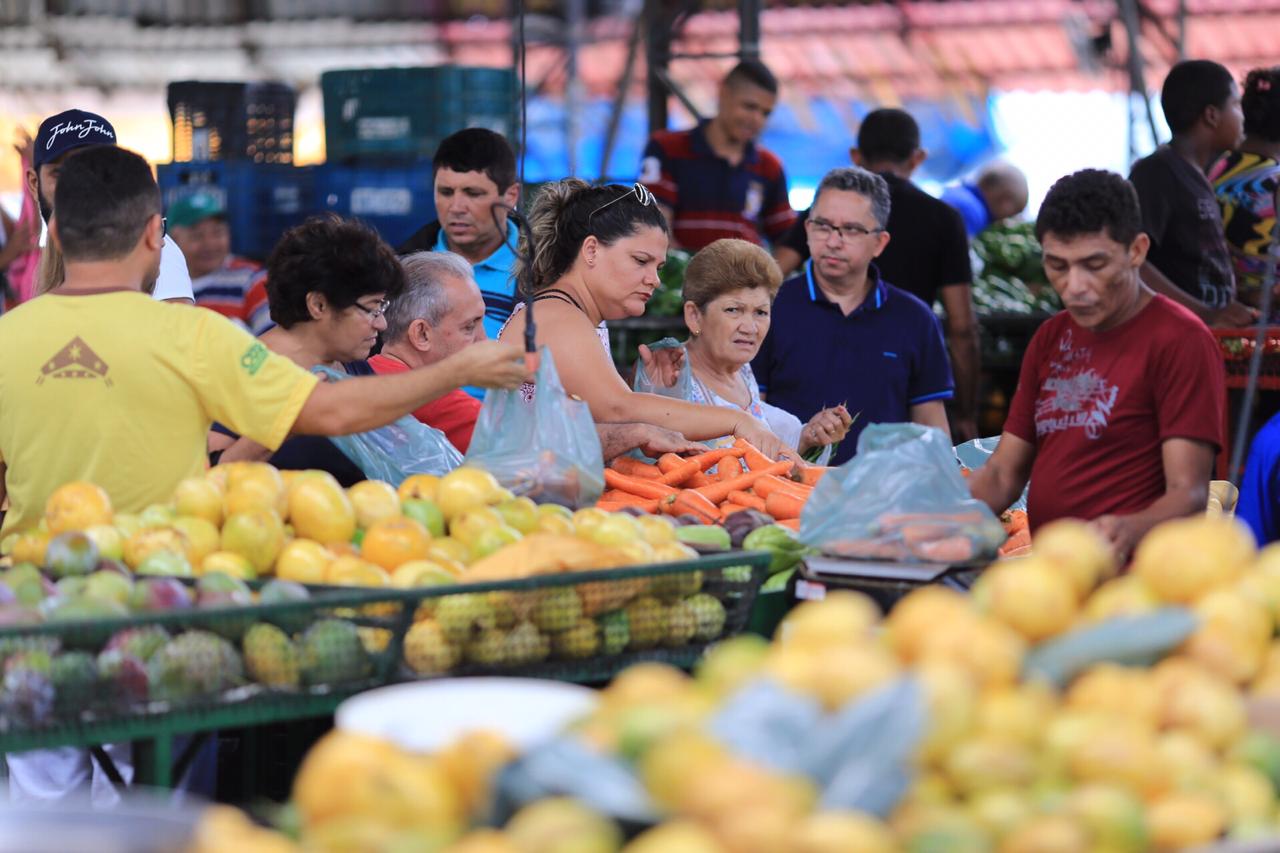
[[157, 161, 314, 261], [321, 66, 518, 164], [312, 161, 435, 249]]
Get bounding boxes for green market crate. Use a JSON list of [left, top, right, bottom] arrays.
[[321, 66, 519, 164], [0, 581, 410, 748], [386, 550, 770, 684]]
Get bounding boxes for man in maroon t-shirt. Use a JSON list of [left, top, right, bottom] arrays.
[[969, 169, 1225, 560]]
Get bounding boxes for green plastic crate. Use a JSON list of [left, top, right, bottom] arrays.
[[321, 66, 519, 164]]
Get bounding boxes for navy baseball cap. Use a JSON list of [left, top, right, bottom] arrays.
[[33, 109, 117, 171]]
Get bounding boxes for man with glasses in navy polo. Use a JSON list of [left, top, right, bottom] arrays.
[[752, 166, 954, 465]]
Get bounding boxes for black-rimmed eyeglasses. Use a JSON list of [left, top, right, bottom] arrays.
[[352, 299, 391, 321], [806, 216, 884, 242]]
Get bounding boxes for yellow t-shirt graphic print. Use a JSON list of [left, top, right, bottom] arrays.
[[39, 336, 113, 385], [0, 291, 318, 536]]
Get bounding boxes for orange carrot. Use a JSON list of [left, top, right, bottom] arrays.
[[713, 458, 745, 481], [597, 498, 660, 513], [722, 503, 753, 517], [657, 453, 685, 474], [733, 438, 775, 472], [603, 469, 678, 500], [753, 475, 811, 500], [661, 489, 722, 523], [611, 456, 661, 479], [764, 491, 805, 520], [797, 465, 832, 487], [777, 518, 800, 531], [726, 490, 767, 511], [694, 460, 794, 505], [660, 457, 703, 487], [686, 471, 712, 488], [689, 446, 747, 471]]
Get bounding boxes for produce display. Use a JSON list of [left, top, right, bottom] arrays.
[[603, 439, 827, 529], [189, 513, 1280, 852], [0, 463, 768, 728], [971, 221, 1061, 317]]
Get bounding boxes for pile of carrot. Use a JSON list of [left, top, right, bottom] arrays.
[[596, 438, 834, 531], [996, 509, 1030, 557]]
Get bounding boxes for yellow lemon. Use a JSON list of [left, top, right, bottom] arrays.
[[362, 516, 432, 571], [44, 481, 113, 534], [275, 539, 333, 585], [172, 477, 224, 526], [200, 550, 257, 580], [397, 473, 440, 503], [289, 474, 357, 545], [347, 480, 401, 528], [436, 468, 503, 520]]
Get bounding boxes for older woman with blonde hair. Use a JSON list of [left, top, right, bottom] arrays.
[[677, 239, 851, 455]]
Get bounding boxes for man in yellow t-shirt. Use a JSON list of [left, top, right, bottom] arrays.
[[0, 145, 530, 537]]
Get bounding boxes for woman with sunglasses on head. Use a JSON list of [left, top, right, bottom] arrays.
[[206, 215, 404, 485], [498, 179, 788, 459]]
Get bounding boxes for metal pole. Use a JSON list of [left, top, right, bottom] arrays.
[[738, 0, 762, 61], [645, 0, 671, 134], [565, 0, 586, 176], [1118, 0, 1161, 157], [1176, 0, 1188, 59]]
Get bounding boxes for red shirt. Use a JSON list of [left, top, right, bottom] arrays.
[[367, 355, 482, 453], [1004, 295, 1225, 530]]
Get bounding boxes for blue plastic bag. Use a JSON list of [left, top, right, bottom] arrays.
[[312, 366, 463, 486], [799, 424, 1006, 562], [465, 347, 605, 508]]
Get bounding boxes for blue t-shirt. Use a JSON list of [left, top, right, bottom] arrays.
[[1238, 411, 1280, 545], [752, 262, 954, 465], [941, 183, 991, 238], [212, 360, 372, 487], [434, 220, 519, 343]]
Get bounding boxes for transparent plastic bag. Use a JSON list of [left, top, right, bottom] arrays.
[[631, 337, 695, 401], [955, 436, 1027, 511], [799, 423, 1006, 562], [312, 366, 463, 485], [465, 347, 605, 508]]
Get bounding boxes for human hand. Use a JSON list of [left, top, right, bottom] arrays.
[[633, 424, 703, 459], [638, 343, 684, 388], [734, 416, 784, 461], [1088, 514, 1141, 563], [799, 405, 852, 451], [453, 340, 532, 389], [13, 127, 33, 166], [1209, 300, 1260, 328]]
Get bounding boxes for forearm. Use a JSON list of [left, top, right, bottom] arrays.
[[910, 400, 951, 435], [1118, 481, 1210, 541], [218, 437, 273, 463], [293, 364, 463, 437], [590, 391, 744, 443], [946, 327, 981, 420], [596, 424, 644, 463], [967, 464, 1023, 516]]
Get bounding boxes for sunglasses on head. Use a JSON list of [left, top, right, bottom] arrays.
[[588, 182, 656, 223]]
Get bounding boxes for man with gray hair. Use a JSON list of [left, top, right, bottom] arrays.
[[752, 165, 955, 464], [373, 251, 704, 461], [369, 251, 486, 451]]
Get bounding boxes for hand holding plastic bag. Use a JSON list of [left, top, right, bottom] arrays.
[[955, 435, 1028, 511], [465, 347, 605, 508], [312, 366, 463, 485], [632, 337, 695, 400], [799, 423, 1006, 562]]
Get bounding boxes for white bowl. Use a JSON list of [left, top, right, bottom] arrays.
[[335, 677, 598, 753]]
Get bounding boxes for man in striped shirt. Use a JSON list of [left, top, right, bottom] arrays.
[[639, 60, 796, 253], [168, 191, 270, 333]]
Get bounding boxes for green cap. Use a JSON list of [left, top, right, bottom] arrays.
[[166, 191, 226, 228]]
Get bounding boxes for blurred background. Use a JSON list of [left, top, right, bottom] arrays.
[[2, 0, 1277, 234]]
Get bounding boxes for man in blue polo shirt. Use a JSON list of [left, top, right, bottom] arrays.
[[941, 160, 1030, 238], [398, 128, 520, 341], [753, 166, 954, 465]]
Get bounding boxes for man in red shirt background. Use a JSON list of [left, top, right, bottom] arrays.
[[968, 168, 1225, 561], [370, 252, 485, 452]]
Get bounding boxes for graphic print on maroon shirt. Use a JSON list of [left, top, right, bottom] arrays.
[[1003, 295, 1225, 530]]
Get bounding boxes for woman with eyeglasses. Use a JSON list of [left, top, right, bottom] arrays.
[[498, 179, 788, 459], [206, 215, 404, 485]]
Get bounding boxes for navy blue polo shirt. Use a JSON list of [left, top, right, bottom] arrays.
[[752, 262, 954, 465]]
